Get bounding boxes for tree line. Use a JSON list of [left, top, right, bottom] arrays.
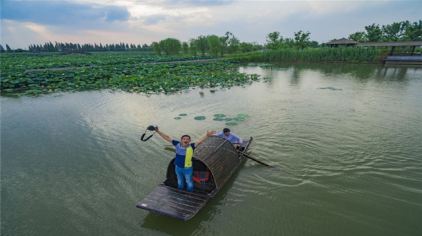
[[348, 20, 422, 42], [0, 42, 151, 53], [151, 32, 262, 56], [264, 30, 319, 50]]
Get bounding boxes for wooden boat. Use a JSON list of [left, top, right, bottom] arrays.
[[136, 136, 253, 221]]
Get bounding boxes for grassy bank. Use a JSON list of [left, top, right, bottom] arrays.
[[227, 47, 387, 64]]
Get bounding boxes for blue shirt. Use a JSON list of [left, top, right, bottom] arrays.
[[172, 140, 196, 168], [215, 132, 243, 144]]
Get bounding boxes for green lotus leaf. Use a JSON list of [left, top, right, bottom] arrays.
[[213, 117, 225, 121], [225, 121, 238, 126], [194, 116, 206, 120], [236, 113, 249, 118]]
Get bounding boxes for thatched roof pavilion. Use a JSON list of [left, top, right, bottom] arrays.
[[325, 38, 358, 47]]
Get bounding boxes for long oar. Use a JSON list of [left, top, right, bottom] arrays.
[[239, 152, 272, 167]]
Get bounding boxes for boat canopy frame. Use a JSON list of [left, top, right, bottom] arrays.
[[164, 136, 241, 194]]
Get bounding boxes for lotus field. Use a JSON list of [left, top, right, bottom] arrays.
[[0, 52, 261, 96]]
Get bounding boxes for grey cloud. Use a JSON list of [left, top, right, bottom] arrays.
[[2, 0, 130, 26], [164, 0, 234, 6]]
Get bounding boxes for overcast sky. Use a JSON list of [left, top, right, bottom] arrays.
[[1, 0, 421, 48]]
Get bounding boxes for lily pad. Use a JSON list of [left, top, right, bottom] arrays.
[[213, 113, 226, 118], [213, 117, 225, 121], [236, 113, 249, 118], [178, 113, 188, 116], [194, 116, 206, 120], [225, 121, 238, 126], [174, 117, 182, 120]]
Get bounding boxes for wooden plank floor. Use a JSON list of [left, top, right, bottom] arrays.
[[136, 184, 209, 221]]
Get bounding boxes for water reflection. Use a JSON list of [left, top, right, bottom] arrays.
[[376, 67, 408, 81], [290, 67, 301, 86], [244, 63, 416, 84]]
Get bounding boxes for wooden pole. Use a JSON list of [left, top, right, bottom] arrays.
[[389, 46, 396, 56], [239, 152, 272, 167]]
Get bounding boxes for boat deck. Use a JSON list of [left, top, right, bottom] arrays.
[[136, 184, 210, 221]]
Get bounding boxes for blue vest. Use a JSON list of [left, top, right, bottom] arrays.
[[172, 140, 195, 168]]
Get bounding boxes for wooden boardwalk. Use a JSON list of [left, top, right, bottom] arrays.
[[384, 55, 422, 65]]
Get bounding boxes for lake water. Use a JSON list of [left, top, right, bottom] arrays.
[[1, 64, 422, 236]]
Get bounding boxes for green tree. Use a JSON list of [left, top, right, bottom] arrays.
[[207, 35, 221, 56], [283, 38, 295, 48], [349, 31, 367, 42], [382, 22, 405, 41], [226, 32, 240, 54], [309, 41, 319, 48], [239, 42, 263, 52], [216, 31, 240, 55], [196, 36, 209, 56], [219, 33, 229, 56], [266, 31, 281, 49], [294, 30, 311, 49], [151, 42, 161, 55], [189, 39, 198, 56], [182, 42, 189, 54], [159, 38, 181, 55], [0, 44, 5, 53], [239, 42, 253, 52], [365, 24, 383, 42], [402, 20, 422, 41]]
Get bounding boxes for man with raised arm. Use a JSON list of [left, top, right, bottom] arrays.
[[155, 127, 212, 192], [213, 128, 243, 148]]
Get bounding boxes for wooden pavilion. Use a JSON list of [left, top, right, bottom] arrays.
[[325, 38, 358, 47]]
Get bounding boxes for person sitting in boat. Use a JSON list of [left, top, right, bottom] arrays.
[[155, 127, 212, 192], [213, 128, 243, 148]]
